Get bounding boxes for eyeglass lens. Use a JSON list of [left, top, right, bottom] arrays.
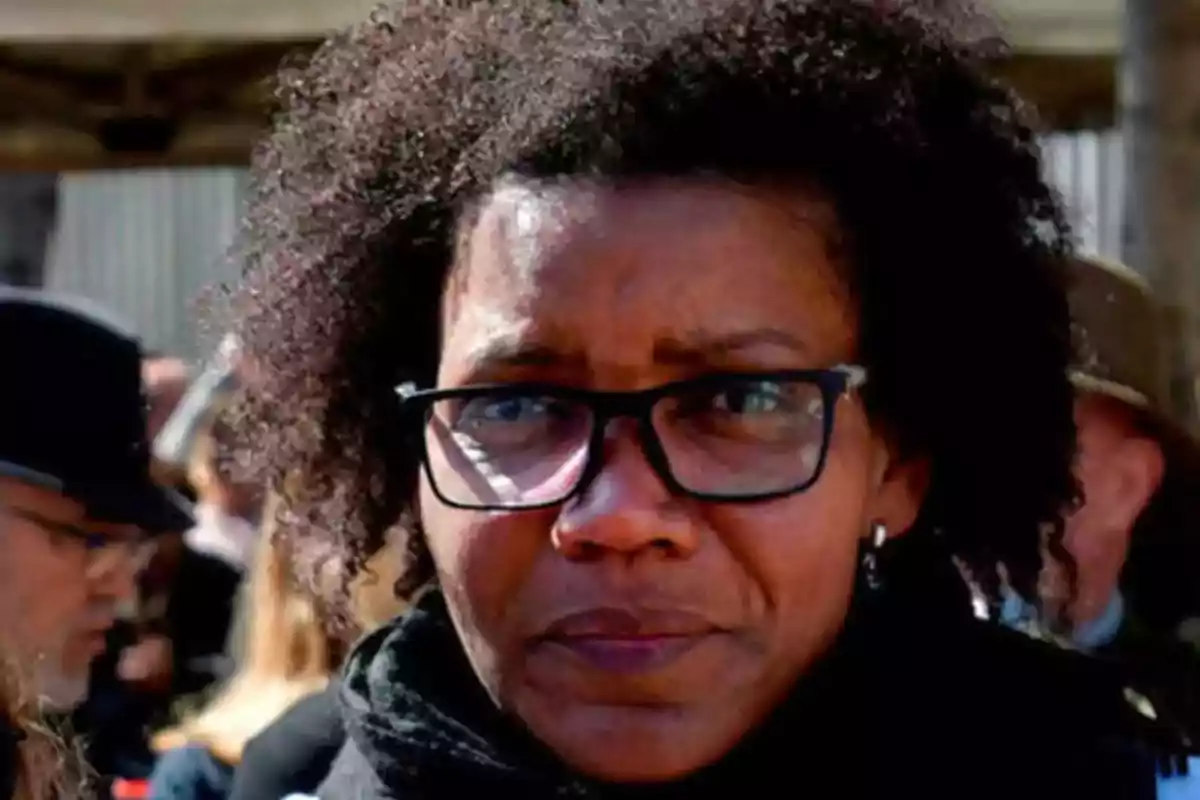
[[4, 507, 147, 575], [422, 376, 829, 509]]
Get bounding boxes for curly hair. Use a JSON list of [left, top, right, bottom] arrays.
[[226, 0, 1079, 623]]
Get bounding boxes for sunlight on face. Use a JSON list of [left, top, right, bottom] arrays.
[[420, 178, 922, 781]]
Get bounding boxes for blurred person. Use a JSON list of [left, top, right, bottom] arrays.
[[98, 352, 195, 702], [227, 538, 405, 800], [145, 503, 346, 800], [76, 407, 250, 791], [124, 399, 258, 705], [151, 337, 241, 493], [1003, 254, 1200, 738], [95, 354, 194, 711], [225, 1, 1198, 797], [0, 289, 191, 712], [142, 357, 193, 452], [182, 409, 260, 573]]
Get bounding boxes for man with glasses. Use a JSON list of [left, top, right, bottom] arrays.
[[0, 289, 191, 710]]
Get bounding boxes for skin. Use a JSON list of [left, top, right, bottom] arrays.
[[1043, 393, 1164, 629], [421, 178, 926, 782], [0, 477, 140, 708]]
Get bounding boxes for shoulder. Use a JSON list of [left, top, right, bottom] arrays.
[[890, 614, 1192, 785], [231, 689, 345, 800], [244, 686, 342, 756]]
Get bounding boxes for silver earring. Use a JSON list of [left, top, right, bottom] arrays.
[[862, 520, 888, 591]]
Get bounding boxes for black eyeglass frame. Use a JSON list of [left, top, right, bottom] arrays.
[[396, 365, 868, 511], [1, 505, 149, 564]]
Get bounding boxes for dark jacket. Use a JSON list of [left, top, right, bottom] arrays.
[[1096, 610, 1200, 746], [0, 721, 19, 800], [228, 683, 345, 800], [316, 540, 1194, 800]]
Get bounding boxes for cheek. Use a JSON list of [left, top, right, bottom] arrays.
[[0, 551, 83, 655], [704, 447, 872, 661], [420, 477, 547, 641]]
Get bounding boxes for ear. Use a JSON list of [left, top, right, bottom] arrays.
[[1105, 436, 1165, 533], [865, 447, 931, 540]]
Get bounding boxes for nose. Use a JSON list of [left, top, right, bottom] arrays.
[[87, 548, 140, 606], [551, 422, 699, 561]]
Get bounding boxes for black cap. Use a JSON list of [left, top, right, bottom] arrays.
[[0, 289, 193, 532]]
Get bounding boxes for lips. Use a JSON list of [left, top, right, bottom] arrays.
[[79, 631, 110, 657], [534, 608, 723, 674]]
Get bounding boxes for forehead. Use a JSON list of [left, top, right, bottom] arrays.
[[440, 178, 854, 382]]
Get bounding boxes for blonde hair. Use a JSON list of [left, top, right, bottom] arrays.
[[152, 511, 333, 765], [152, 499, 405, 766], [185, 403, 237, 504]]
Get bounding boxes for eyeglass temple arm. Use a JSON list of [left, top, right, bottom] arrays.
[[835, 364, 868, 392]]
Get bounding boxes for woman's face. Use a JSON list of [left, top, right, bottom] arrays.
[[422, 179, 924, 782]]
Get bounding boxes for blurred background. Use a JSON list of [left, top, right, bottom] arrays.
[[2, 1, 1192, 405], [0, 0, 1179, 373]]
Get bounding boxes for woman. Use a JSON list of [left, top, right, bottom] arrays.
[[146, 514, 336, 800], [227, 0, 1198, 797], [226, 538, 406, 800]]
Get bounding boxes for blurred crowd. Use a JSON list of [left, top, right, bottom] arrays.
[[0, 2, 1199, 800]]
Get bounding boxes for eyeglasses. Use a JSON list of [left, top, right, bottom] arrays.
[[2, 506, 151, 575], [396, 365, 867, 511]]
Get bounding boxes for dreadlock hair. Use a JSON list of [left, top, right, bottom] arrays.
[[225, 0, 1079, 626]]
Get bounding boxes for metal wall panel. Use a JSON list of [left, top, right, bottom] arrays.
[[45, 167, 246, 359], [1041, 129, 1124, 260]]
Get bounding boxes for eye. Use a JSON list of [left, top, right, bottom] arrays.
[[456, 395, 554, 428], [661, 377, 825, 448], [443, 393, 580, 454], [709, 380, 792, 415]]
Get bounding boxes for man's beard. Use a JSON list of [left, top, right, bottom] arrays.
[[31, 657, 89, 711], [19, 627, 92, 712]]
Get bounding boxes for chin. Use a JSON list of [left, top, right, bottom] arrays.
[[533, 703, 739, 785]]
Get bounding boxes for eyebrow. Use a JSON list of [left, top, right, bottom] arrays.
[[456, 327, 810, 381], [652, 328, 810, 365], [459, 339, 577, 380]]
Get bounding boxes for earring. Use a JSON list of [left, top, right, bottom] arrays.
[[861, 520, 888, 591]]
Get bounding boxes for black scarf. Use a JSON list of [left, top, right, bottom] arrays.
[[327, 536, 1175, 799]]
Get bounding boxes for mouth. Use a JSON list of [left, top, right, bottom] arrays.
[[80, 632, 109, 657], [533, 607, 724, 674], [80, 622, 115, 654]]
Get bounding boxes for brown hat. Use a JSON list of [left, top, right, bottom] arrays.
[[1066, 253, 1200, 633], [1066, 254, 1174, 415]]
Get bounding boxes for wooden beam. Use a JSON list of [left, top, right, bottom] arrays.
[[0, 121, 259, 170], [0, 0, 1127, 54], [0, 0, 378, 41], [0, 45, 1124, 170]]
